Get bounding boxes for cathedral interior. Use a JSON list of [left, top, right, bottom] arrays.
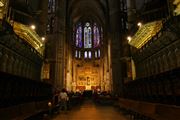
[[0, 0, 180, 119]]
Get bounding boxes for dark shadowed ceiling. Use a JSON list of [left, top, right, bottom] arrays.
[[68, 0, 108, 25]]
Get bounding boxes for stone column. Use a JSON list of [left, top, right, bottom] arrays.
[[127, 0, 136, 29], [108, 0, 124, 96], [66, 21, 73, 91], [45, 0, 67, 90], [38, 0, 48, 36], [53, 0, 66, 90]]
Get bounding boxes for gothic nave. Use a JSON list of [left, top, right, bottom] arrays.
[[0, 0, 180, 119]]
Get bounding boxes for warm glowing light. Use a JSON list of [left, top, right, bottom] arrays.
[[127, 36, 132, 42], [48, 102, 52, 107], [30, 25, 36, 30], [13, 22, 44, 55], [41, 37, 45, 41], [173, 0, 180, 15], [128, 20, 162, 48], [137, 22, 142, 27], [0, 2, 4, 7]]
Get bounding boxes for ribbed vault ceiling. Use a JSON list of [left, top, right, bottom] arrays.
[[68, 0, 108, 25]]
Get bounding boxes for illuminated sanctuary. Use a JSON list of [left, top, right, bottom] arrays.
[[0, 0, 179, 119]]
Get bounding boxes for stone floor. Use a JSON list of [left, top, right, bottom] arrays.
[[51, 99, 128, 120]]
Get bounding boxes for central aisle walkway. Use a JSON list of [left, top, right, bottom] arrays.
[[52, 99, 128, 120]]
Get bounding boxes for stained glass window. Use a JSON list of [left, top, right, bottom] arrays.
[[84, 22, 92, 48], [98, 49, 100, 58], [88, 51, 92, 59], [47, 0, 56, 33], [48, 0, 56, 13], [84, 51, 88, 58], [75, 50, 78, 58], [79, 51, 81, 58], [76, 24, 82, 48], [52, 0, 56, 12], [93, 23, 100, 48], [95, 51, 97, 58], [74, 22, 102, 59]]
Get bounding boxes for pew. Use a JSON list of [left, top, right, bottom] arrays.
[[118, 98, 180, 120], [124, 67, 180, 105]]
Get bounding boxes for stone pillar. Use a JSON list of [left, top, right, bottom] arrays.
[[108, 35, 112, 92], [110, 32, 123, 96], [108, 0, 123, 96], [55, 33, 65, 89], [66, 22, 73, 91], [38, 0, 48, 36], [53, 0, 66, 90], [127, 0, 136, 29], [45, 0, 67, 90]]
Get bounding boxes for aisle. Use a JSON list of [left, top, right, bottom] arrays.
[[52, 99, 128, 120]]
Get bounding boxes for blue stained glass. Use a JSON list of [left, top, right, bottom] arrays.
[[84, 22, 92, 48], [93, 26, 97, 47], [96, 28, 100, 46], [75, 50, 78, 58], [95, 51, 97, 58], [86, 22, 90, 26], [78, 26, 82, 48], [84, 51, 88, 58], [88, 51, 92, 59], [84, 27, 88, 48], [79, 51, 81, 58], [98, 49, 100, 58], [93, 23, 100, 48], [88, 27, 92, 48], [76, 24, 82, 48], [76, 29, 79, 47]]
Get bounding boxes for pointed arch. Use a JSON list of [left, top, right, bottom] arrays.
[[93, 23, 100, 48], [76, 24, 82, 48], [84, 22, 92, 48]]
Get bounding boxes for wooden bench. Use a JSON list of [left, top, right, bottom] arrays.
[[153, 104, 180, 120], [0, 101, 50, 120], [118, 98, 180, 120]]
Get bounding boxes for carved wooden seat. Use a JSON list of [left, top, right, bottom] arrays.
[[153, 104, 180, 120], [118, 98, 180, 120]]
